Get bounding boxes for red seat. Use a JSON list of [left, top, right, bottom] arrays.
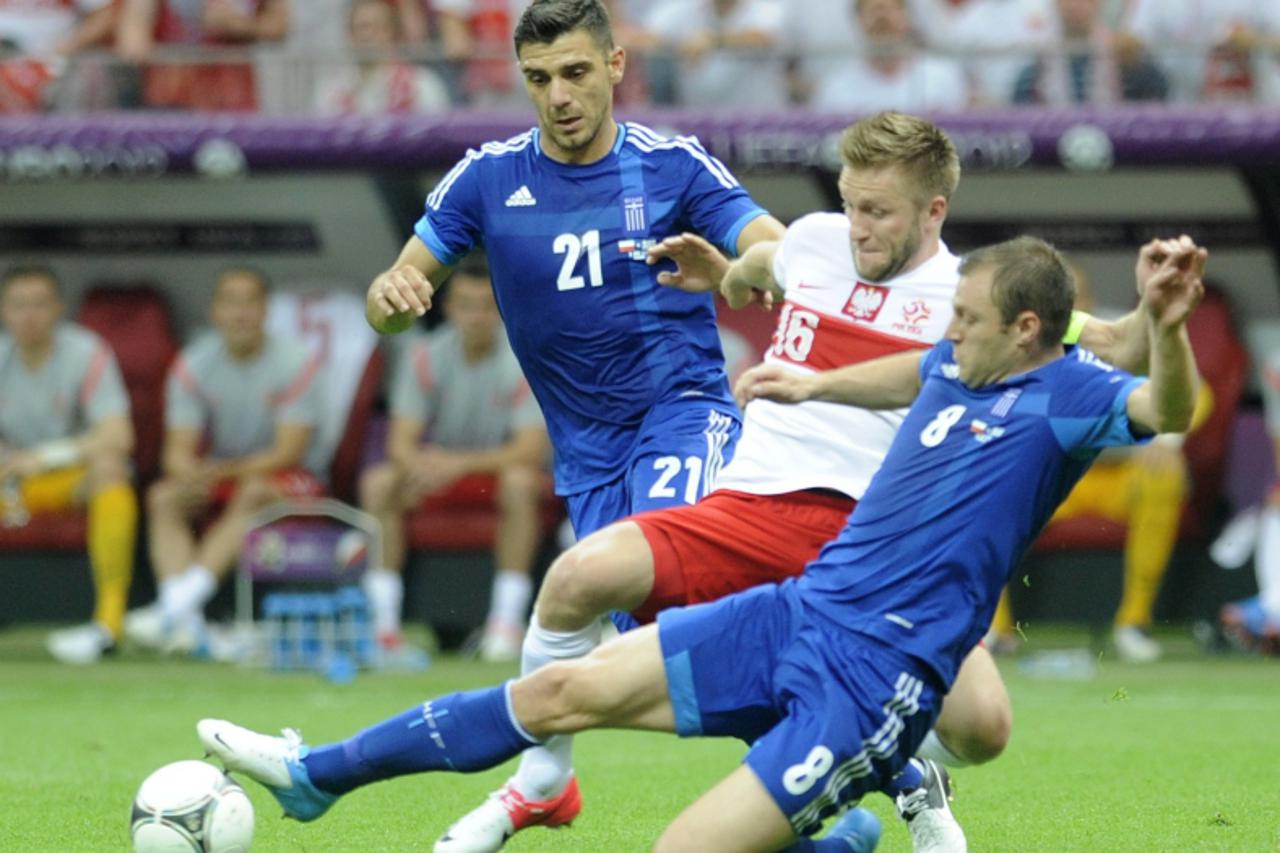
[[405, 478, 564, 552], [1033, 286, 1248, 552], [0, 284, 178, 552], [77, 283, 180, 486], [329, 348, 384, 505]]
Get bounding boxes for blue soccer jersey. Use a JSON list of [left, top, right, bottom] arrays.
[[414, 122, 768, 495], [798, 341, 1148, 687]]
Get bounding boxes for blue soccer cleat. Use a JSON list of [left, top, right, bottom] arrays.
[[825, 806, 881, 851], [197, 719, 337, 821]]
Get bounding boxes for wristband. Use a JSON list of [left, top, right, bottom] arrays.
[[36, 439, 82, 470]]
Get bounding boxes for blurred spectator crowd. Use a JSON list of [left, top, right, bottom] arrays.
[[3, 0, 1280, 115]]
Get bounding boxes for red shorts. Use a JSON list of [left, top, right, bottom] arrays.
[[418, 473, 498, 511], [209, 469, 325, 505], [630, 488, 855, 624]]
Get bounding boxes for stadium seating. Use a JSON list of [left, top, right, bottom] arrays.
[[1033, 285, 1249, 552]]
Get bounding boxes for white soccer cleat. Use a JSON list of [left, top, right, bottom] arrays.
[[46, 622, 115, 665], [124, 605, 168, 650], [1113, 625, 1161, 663], [197, 719, 337, 821], [433, 777, 581, 853], [896, 759, 967, 853], [198, 719, 295, 788]]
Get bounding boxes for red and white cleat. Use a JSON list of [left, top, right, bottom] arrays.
[[433, 777, 581, 853]]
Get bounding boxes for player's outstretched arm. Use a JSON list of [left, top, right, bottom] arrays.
[[1125, 248, 1205, 435], [1077, 236, 1206, 373], [366, 237, 447, 335], [721, 240, 784, 310], [736, 350, 925, 410], [647, 215, 786, 297]]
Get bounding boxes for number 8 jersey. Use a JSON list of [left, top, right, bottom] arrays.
[[414, 122, 768, 495], [715, 212, 960, 500]]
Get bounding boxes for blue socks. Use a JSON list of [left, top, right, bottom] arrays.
[[785, 806, 882, 852], [882, 757, 925, 798], [303, 682, 539, 796]]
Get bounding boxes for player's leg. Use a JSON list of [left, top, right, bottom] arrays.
[[928, 644, 1012, 766], [199, 623, 677, 823], [479, 462, 544, 661], [127, 474, 211, 649], [435, 481, 636, 850], [84, 449, 138, 649], [358, 462, 413, 645], [656, 766, 798, 853], [43, 460, 136, 664], [1114, 447, 1187, 662]]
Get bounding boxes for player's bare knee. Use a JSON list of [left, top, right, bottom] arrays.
[[229, 476, 276, 510], [941, 694, 1012, 765], [358, 463, 401, 512], [535, 544, 614, 629]]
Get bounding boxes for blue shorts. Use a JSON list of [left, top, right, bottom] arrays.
[[657, 582, 941, 837], [563, 399, 740, 632]]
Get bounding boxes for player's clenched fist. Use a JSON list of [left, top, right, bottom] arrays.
[[366, 265, 435, 334]]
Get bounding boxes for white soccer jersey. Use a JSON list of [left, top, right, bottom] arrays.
[[713, 212, 959, 499]]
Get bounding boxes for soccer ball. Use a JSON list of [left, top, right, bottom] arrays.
[[130, 760, 254, 852]]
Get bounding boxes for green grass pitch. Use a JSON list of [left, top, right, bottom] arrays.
[[2, 625, 1276, 852]]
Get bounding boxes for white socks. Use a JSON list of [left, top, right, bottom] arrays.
[[1257, 506, 1280, 617], [159, 565, 216, 626], [916, 729, 969, 768], [488, 569, 533, 629], [511, 615, 603, 799], [363, 568, 404, 638]]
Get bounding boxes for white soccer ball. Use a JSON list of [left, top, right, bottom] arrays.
[[131, 760, 255, 852]]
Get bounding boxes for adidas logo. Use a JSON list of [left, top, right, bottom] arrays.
[[504, 185, 536, 207]]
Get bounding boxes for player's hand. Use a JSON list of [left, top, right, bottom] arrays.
[[1142, 243, 1206, 330], [367, 265, 434, 334], [721, 262, 775, 311], [649, 232, 729, 294], [409, 445, 469, 495], [1134, 235, 1200, 298], [0, 450, 40, 481], [734, 362, 814, 409]]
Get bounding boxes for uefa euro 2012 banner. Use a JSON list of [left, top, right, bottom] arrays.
[[1, 105, 1280, 180]]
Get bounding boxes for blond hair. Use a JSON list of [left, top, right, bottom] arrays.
[[840, 112, 961, 206]]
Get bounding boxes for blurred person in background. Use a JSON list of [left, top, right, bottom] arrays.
[[781, 0, 859, 105], [1219, 346, 1280, 652], [126, 267, 324, 655], [314, 0, 450, 115], [360, 257, 549, 665], [0, 264, 136, 666], [115, 0, 288, 110], [1013, 0, 1167, 104], [1119, 0, 1280, 103], [637, 0, 788, 109], [908, 0, 1053, 104], [0, 0, 119, 112], [987, 262, 1213, 662], [810, 0, 970, 112], [433, 0, 526, 106]]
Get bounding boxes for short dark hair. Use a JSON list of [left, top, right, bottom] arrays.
[[215, 265, 272, 299], [959, 236, 1074, 349], [514, 0, 613, 55], [1, 262, 61, 296]]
